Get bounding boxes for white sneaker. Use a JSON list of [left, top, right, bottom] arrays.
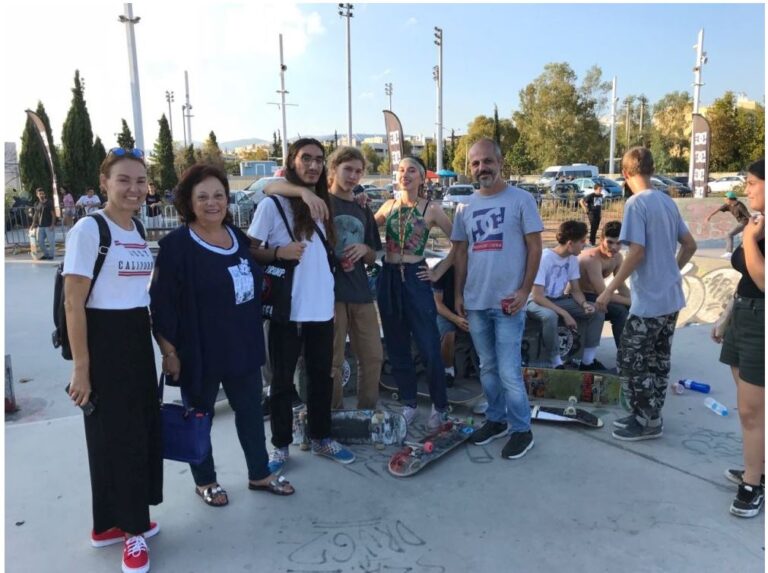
[[427, 406, 449, 430], [472, 399, 489, 415], [721, 252, 732, 259], [401, 405, 417, 425]]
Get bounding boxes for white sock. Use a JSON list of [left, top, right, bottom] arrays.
[[445, 367, 455, 376], [582, 347, 597, 364], [552, 355, 564, 367]]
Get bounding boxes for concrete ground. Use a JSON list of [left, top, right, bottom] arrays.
[[4, 254, 765, 573]]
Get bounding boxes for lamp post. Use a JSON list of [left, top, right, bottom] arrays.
[[181, 104, 187, 147], [433, 26, 443, 174], [384, 82, 393, 111], [165, 90, 174, 140], [183, 71, 193, 146], [688, 28, 708, 189], [339, 4, 354, 146], [267, 34, 298, 166], [117, 3, 144, 149], [608, 77, 618, 174]]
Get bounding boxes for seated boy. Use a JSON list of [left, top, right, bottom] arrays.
[[526, 220, 606, 370], [577, 220, 630, 349]]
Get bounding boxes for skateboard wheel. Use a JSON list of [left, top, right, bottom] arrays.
[[391, 392, 399, 401], [423, 441, 434, 453], [446, 404, 453, 414]]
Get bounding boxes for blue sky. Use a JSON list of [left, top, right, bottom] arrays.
[[2, 2, 764, 149]]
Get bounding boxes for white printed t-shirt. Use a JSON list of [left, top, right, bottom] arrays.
[[247, 196, 334, 322], [76, 195, 101, 214], [63, 211, 153, 309], [534, 248, 580, 299]]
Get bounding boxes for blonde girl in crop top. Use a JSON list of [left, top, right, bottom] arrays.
[[374, 157, 453, 271]]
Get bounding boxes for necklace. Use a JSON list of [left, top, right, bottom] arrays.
[[397, 199, 416, 282]]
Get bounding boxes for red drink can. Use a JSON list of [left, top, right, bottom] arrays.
[[501, 296, 515, 315], [341, 255, 355, 272]]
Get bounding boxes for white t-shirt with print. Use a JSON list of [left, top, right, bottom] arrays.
[[76, 195, 101, 214], [247, 196, 334, 322], [63, 211, 153, 309], [534, 248, 580, 299]]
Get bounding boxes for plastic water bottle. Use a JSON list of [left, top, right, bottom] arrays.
[[679, 379, 711, 394], [671, 381, 685, 395], [704, 397, 728, 416]]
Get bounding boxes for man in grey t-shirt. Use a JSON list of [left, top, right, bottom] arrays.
[[453, 138, 543, 460], [597, 147, 697, 441]]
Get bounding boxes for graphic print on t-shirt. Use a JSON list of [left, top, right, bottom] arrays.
[[116, 240, 153, 277], [228, 257, 256, 304], [544, 259, 571, 298], [334, 214, 364, 258], [470, 206, 506, 251]]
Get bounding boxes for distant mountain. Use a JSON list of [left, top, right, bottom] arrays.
[[220, 133, 413, 149], [219, 137, 270, 150]]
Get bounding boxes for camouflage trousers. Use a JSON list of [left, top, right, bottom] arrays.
[[618, 312, 679, 427]]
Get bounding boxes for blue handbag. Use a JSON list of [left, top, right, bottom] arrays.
[[159, 374, 212, 464]]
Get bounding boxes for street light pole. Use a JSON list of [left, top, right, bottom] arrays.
[[267, 34, 298, 166], [608, 77, 617, 174], [118, 3, 144, 149], [183, 70, 193, 146], [165, 90, 174, 140], [434, 26, 443, 174], [384, 82, 392, 111], [181, 104, 187, 147], [339, 4, 354, 146], [688, 28, 707, 188]]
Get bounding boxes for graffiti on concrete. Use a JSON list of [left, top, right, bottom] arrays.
[[678, 258, 740, 326]]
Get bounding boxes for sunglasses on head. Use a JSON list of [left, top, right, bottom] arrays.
[[108, 147, 145, 159]]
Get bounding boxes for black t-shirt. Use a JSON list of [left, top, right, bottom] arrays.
[[719, 200, 751, 225], [331, 195, 382, 304], [145, 193, 162, 216], [584, 193, 603, 213], [732, 237, 765, 299], [433, 267, 456, 314], [32, 199, 54, 227]]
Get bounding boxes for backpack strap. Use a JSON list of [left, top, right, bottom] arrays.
[[131, 216, 147, 240], [421, 198, 431, 216], [270, 196, 297, 242], [86, 213, 112, 301], [311, 220, 337, 275]]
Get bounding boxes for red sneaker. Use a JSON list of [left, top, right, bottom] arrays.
[[122, 535, 150, 573], [91, 522, 159, 548]]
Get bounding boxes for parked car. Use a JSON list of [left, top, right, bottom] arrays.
[[442, 184, 475, 207], [517, 183, 543, 206], [655, 174, 692, 197], [613, 175, 671, 194], [707, 175, 746, 194], [241, 176, 281, 206], [364, 188, 388, 212], [571, 177, 622, 198], [228, 189, 258, 223], [547, 182, 582, 206]]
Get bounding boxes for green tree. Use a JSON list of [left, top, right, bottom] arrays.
[[505, 137, 537, 176], [493, 104, 501, 146], [152, 115, 178, 190], [175, 144, 197, 177], [271, 131, 283, 161], [513, 63, 609, 170], [117, 119, 135, 149], [737, 103, 765, 165], [420, 140, 436, 171], [61, 70, 95, 196], [361, 143, 381, 174], [200, 130, 224, 168], [707, 92, 742, 172], [650, 91, 692, 173], [91, 136, 107, 188], [19, 101, 60, 195], [450, 115, 518, 175]]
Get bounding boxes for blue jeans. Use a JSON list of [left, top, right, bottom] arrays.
[[186, 370, 270, 485], [467, 308, 530, 431], [378, 262, 448, 410], [36, 226, 55, 258]]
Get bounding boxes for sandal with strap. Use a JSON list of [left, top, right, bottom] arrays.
[[195, 484, 229, 507], [248, 475, 295, 496]]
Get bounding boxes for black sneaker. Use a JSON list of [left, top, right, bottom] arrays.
[[612, 414, 636, 429], [725, 469, 766, 487], [292, 396, 306, 413], [612, 417, 662, 441], [470, 421, 509, 445], [730, 483, 765, 518], [579, 359, 607, 372], [445, 372, 455, 388], [261, 396, 271, 421], [501, 431, 534, 459]]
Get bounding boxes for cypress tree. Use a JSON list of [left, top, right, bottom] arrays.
[[201, 131, 224, 168], [152, 114, 177, 191], [60, 70, 94, 196], [117, 119, 135, 149], [19, 110, 53, 196], [91, 136, 107, 188]]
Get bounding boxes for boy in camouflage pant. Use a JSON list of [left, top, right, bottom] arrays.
[[596, 147, 697, 440]]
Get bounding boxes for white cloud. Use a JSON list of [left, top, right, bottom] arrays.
[[404, 17, 417, 28]]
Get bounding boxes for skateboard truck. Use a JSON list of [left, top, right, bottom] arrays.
[[564, 396, 577, 416]]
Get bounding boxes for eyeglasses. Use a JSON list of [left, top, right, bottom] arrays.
[[299, 155, 325, 168], [108, 147, 145, 159]]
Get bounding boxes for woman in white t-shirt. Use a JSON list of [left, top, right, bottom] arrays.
[[63, 148, 161, 573]]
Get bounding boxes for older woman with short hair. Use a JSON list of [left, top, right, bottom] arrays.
[[151, 163, 294, 510]]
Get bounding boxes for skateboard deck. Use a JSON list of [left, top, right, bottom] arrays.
[[388, 419, 474, 477], [530, 400, 603, 428], [523, 367, 628, 409], [379, 374, 483, 406], [294, 409, 407, 447]]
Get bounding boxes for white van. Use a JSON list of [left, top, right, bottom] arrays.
[[538, 164, 599, 185]]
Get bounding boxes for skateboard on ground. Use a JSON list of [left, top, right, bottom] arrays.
[[388, 419, 474, 477], [293, 409, 407, 449], [523, 367, 628, 409], [530, 398, 603, 428]]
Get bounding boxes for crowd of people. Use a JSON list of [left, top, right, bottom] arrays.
[[58, 142, 763, 572]]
